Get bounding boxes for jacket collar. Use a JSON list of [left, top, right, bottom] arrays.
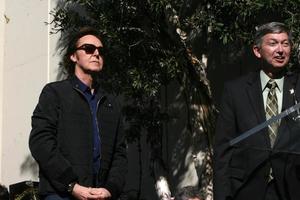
[[69, 75, 108, 99]]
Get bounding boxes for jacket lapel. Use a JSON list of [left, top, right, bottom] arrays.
[[246, 72, 270, 147], [282, 73, 297, 111], [275, 73, 298, 147], [246, 73, 266, 124]]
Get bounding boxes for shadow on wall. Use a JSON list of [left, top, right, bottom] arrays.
[[20, 155, 38, 178], [160, 80, 211, 193]]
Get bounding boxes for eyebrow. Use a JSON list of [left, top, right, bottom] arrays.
[[78, 43, 103, 47], [266, 38, 289, 42]]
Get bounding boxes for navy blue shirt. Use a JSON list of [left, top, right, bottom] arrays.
[[74, 77, 101, 177]]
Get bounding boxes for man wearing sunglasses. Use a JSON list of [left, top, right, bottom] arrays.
[[29, 27, 127, 200]]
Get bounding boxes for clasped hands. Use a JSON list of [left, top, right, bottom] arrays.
[[72, 183, 112, 200]]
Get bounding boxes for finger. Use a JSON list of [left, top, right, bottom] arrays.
[[86, 193, 102, 199], [89, 190, 102, 195]]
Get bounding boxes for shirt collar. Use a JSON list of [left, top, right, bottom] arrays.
[[74, 75, 90, 93], [260, 70, 284, 92]]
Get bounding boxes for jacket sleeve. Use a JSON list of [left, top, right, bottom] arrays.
[[29, 84, 78, 192], [213, 84, 236, 200], [104, 101, 127, 200]]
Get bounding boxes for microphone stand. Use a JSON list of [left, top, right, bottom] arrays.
[[229, 101, 300, 146]]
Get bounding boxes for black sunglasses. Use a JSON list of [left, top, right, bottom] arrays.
[[76, 44, 104, 55]]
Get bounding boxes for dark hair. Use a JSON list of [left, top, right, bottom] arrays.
[[254, 22, 292, 47], [0, 184, 9, 200], [62, 26, 102, 76], [174, 186, 202, 200]]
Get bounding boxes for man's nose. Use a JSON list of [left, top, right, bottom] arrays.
[[276, 44, 284, 53], [93, 49, 100, 57], [94, 49, 99, 55]]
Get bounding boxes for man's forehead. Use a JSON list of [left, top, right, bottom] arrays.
[[262, 32, 289, 41], [77, 34, 102, 45]]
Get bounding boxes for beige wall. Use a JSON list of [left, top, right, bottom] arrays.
[[0, 0, 60, 186], [0, 0, 5, 183]]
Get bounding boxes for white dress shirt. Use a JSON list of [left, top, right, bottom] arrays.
[[260, 70, 284, 113]]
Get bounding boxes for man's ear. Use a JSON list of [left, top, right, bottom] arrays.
[[70, 53, 77, 62], [253, 45, 261, 58]]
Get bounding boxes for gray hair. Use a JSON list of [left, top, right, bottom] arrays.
[[254, 22, 292, 47]]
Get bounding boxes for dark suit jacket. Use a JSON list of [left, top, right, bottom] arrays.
[[29, 76, 127, 200], [213, 71, 300, 200]]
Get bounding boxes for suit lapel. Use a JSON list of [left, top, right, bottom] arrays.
[[275, 73, 298, 147], [246, 72, 270, 146], [282, 73, 297, 111], [246, 73, 266, 125]]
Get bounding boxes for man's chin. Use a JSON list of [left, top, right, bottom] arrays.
[[273, 63, 288, 68], [272, 65, 287, 71], [262, 64, 287, 78], [89, 67, 103, 73], [82, 68, 102, 76]]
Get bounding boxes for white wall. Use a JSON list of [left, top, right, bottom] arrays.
[[0, 0, 60, 186], [0, 0, 6, 182]]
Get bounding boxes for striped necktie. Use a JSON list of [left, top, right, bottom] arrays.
[[265, 79, 279, 147]]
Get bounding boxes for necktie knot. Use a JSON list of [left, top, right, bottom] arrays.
[[267, 79, 277, 90]]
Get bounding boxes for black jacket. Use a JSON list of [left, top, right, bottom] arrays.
[[213, 71, 300, 200], [29, 76, 127, 199]]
